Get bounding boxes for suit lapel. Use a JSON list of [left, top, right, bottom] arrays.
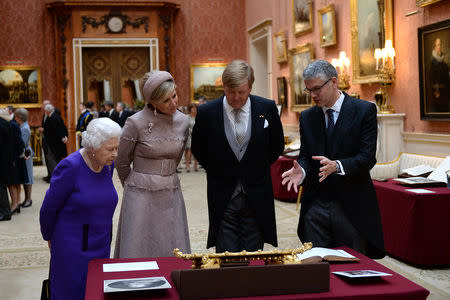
[[241, 96, 259, 162], [217, 97, 240, 164]]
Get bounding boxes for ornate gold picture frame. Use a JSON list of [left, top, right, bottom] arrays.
[[190, 63, 227, 102], [318, 4, 337, 48], [0, 66, 42, 108], [274, 31, 288, 64], [289, 43, 314, 113], [292, 0, 313, 37], [350, 0, 393, 84], [416, 0, 443, 7]]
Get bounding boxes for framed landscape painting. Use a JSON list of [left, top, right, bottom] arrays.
[[190, 63, 226, 102], [289, 43, 314, 113], [350, 0, 393, 84], [0, 66, 42, 108], [418, 19, 450, 120], [318, 4, 337, 47], [274, 31, 288, 63], [292, 0, 313, 37]]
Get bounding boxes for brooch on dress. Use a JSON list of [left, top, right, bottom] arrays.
[[148, 122, 153, 133]]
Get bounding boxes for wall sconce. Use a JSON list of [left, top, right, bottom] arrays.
[[331, 51, 351, 92], [374, 39, 395, 113]]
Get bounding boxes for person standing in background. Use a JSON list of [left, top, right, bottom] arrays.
[[14, 108, 34, 208], [39, 100, 51, 182]]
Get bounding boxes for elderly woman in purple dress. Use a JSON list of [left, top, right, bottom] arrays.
[[40, 118, 121, 300]]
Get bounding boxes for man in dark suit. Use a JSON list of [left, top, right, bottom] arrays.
[[0, 112, 14, 221], [115, 102, 129, 127], [282, 60, 384, 259], [192, 60, 285, 252], [43, 104, 68, 181], [105, 101, 120, 124]]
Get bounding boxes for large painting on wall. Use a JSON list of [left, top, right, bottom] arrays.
[[289, 43, 314, 113], [350, 0, 393, 84], [292, 0, 313, 37], [418, 19, 450, 120], [190, 63, 226, 102], [0, 66, 42, 108], [318, 4, 336, 48]]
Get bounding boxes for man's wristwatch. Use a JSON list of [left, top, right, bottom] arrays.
[[335, 161, 341, 173]]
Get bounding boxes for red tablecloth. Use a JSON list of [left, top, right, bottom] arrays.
[[374, 179, 450, 266], [270, 156, 298, 201], [85, 247, 429, 299]]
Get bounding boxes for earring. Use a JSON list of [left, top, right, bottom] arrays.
[[154, 108, 157, 116]]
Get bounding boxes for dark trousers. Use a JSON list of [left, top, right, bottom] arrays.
[[46, 147, 62, 179], [0, 184, 10, 217], [215, 192, 263, 253], [303, 196, 367, 255]]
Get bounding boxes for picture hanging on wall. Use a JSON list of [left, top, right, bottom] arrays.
[[418, 19, 450, 120], [318, 4, 337, 47], [0, 66, 42, 108], [289, 43, 314, 113], [292, 0, 313, 37], [190, 63, 227, 103], [274, 31, 288, 64]]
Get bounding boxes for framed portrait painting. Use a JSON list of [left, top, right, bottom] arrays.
[[350, 0, 393, 84], [292, 0, 313, 37], [274, 31, 288, 64], [416, 0, 443, 7], [418, 19, 450, 120], [289, 43, 314, 113], [0, 66, 42, 108], [318, 4, 337, 48], [190, 63, 227, 102]]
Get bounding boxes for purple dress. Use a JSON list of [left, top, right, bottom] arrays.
[[40, 151, 118, 300]]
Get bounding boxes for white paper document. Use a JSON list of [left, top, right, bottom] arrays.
[[103, 261, 159, 273], [401, 164, 435, 176], [104, 276, 171, 293], [405, 189, 436, 194], [297, 247, 356, 260], [332, 270, 392, 278]]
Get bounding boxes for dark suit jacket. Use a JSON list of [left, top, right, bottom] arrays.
[[76, 110, 93, 132], [117, 111, 129, 127], [109, 110, 120, 125], [44, 112, 68, 159], [192, 95, 285, 248], [0, 118, 14, 185], [297, 93, 384, 258]]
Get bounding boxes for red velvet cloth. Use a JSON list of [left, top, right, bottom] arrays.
[[85, 247, 429, 299], [270, 156, 298, 201], [374, 179, 450, 266]]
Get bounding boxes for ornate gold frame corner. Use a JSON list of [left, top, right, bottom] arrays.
[[318, 4, 337, 48]]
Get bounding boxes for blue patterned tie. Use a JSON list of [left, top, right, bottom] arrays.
[[326, 109, 335, 138]]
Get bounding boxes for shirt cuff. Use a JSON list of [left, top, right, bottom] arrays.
[[336, 160, 345, 175]]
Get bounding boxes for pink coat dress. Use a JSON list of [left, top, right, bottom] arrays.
[[114, 106, 191, 258]]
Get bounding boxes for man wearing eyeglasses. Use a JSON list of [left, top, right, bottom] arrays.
[[282, 60, 385, 259]]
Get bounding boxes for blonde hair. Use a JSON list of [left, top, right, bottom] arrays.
[[140, 70, 176, 104], [222, 60, 255, 89]]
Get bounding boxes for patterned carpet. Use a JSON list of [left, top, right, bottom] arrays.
[[0, 166, 448, 299]]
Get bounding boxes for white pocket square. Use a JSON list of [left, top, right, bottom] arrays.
[[264, 119, 269, 128]]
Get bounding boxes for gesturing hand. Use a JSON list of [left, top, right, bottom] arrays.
[[312, 156, 337, 182], [281, 160, 304, 193]]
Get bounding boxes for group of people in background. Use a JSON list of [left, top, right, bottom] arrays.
[[0, 59, 385, 300]]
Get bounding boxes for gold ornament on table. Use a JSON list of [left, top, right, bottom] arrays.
[[173, 242, 313, 269], [374, 39, 396, 113], [331, 51, 351, 92]]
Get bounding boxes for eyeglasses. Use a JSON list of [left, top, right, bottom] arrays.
[[303, 78, 332, 95]]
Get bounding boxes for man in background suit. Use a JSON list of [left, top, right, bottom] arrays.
[[105, 101, 120, 124], [43, 104, 68, 181], [0, 113, 14, 221], [282, 60, 384, 258], [192, 60, 285, 252], [115, 102, 129, 127]]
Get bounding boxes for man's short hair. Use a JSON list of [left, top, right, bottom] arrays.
[[303, 60, 338, 81], [222, 60, 255, 89]]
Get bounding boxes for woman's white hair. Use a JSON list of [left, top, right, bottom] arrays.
[[81, 118, 121, 150]]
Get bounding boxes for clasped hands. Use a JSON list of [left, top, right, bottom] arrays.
[[281, 156, 338, 192]]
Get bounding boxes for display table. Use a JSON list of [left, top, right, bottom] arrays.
[[270, 156, 298, 201], [374, 179, 450, 266], [85, 247, 429, 299]]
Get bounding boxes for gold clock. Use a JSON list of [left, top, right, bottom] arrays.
[[107, 16, 124, 33]]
